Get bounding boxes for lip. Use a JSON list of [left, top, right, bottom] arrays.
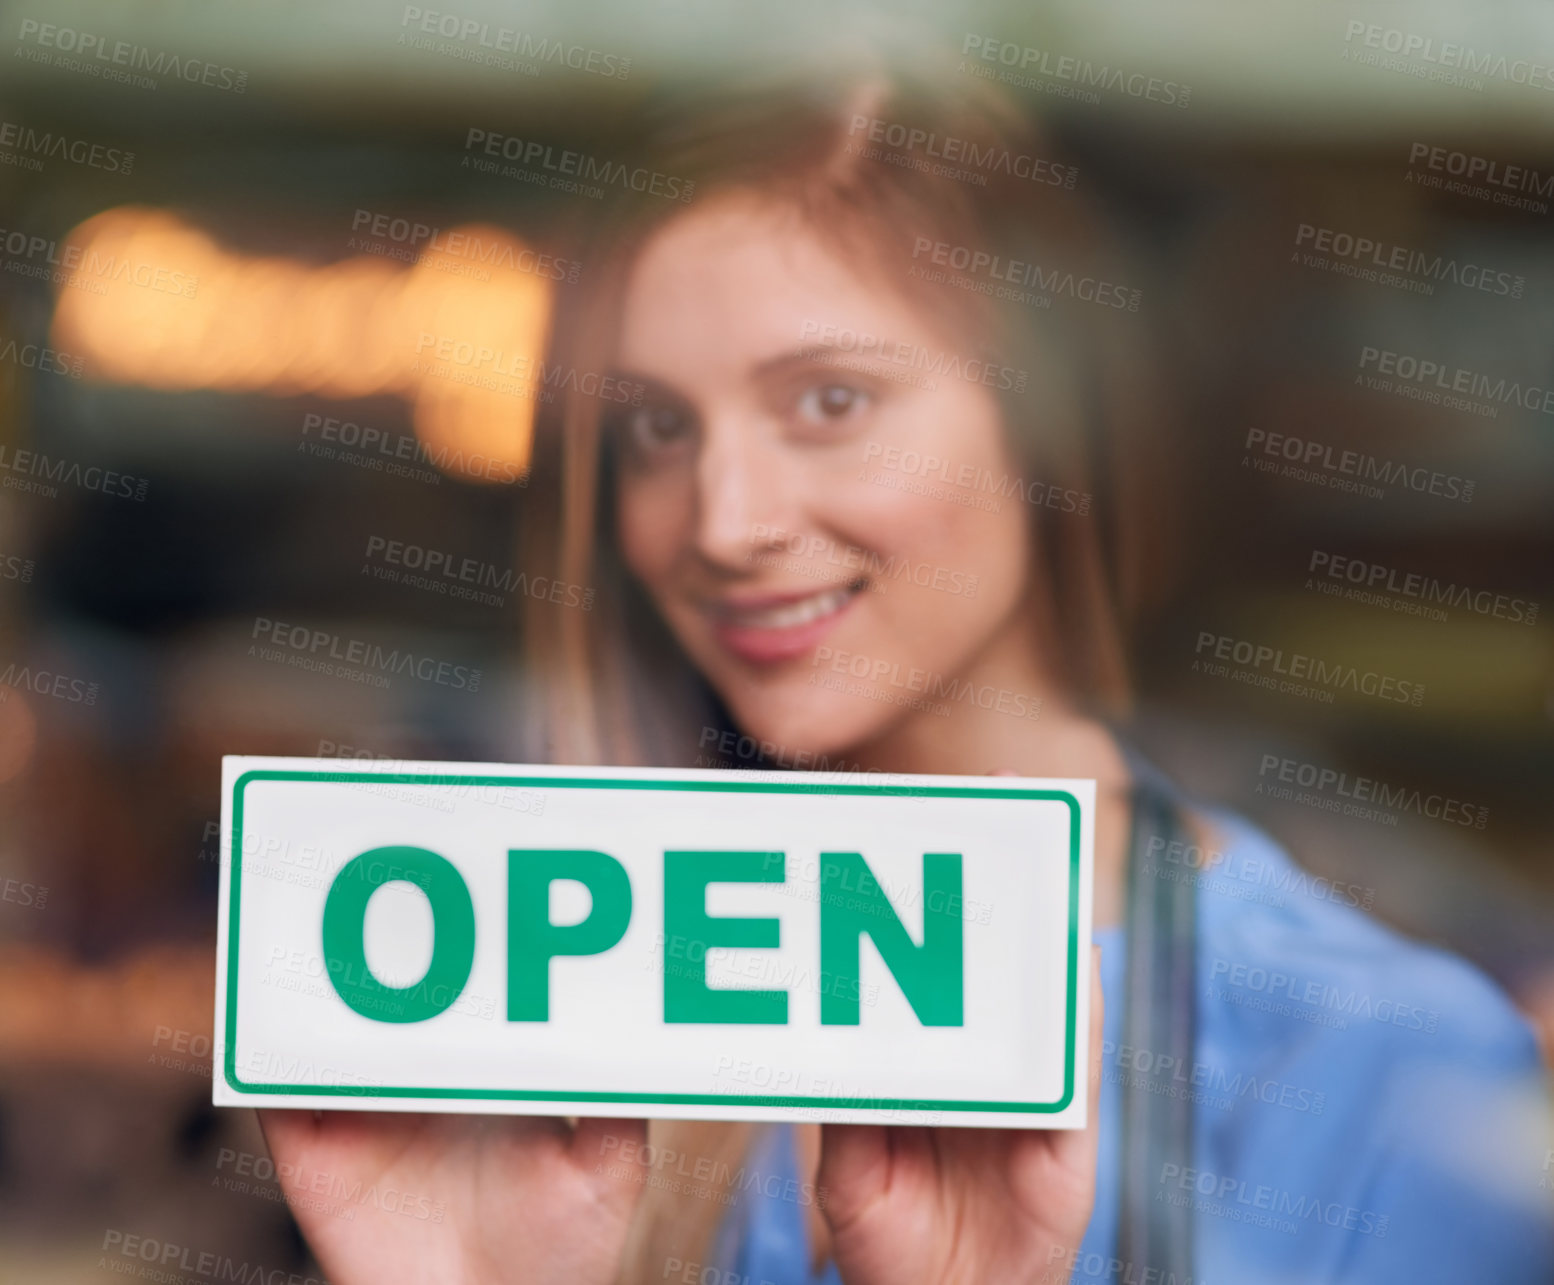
[[704, 580, 865, 665]]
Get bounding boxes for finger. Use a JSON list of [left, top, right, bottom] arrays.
[[260, 1106, 443, 1170], [263, 1106, 419, 1141], [1048, 943, 1103, 1179], [816, 1122, 893, 1234], [256, 1107, 319, 1156], [988, 767, 1018, 777], [569, 1114, 645, 1172]]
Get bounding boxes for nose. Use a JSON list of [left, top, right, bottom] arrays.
[[691, 415, 792, 571]]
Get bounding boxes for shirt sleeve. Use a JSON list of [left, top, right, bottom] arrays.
[[1192, 837, 1554, 1285], [1321, 950, 1554, 1282]]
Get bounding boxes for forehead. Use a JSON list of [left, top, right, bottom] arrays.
[[616, 193, 939, 389]]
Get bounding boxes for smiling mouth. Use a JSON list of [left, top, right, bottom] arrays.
[[705, 578, 868, 663], [711, 579, 867, 628]]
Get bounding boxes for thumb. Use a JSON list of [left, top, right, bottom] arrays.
[[1047, 944, 1104, 1182], [570, 1115, 646, 1173], [816, 1123, 892, 1234]]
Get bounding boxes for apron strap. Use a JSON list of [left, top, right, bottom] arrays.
[[1116, 777, 1197, 1282]]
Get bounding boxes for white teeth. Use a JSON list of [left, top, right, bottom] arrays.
[[726, 585, 856, 629]]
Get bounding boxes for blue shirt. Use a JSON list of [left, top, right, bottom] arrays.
[[723, 809, 1554, 1284]]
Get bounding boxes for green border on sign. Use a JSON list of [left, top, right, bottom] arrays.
[[226, 770, 1082, 1113]]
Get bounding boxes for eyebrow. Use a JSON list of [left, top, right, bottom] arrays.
[[751, 344, 896, 381], [610, 346, 855, 392], [606, 369, 684, 401], [608, 342, 897, 401]]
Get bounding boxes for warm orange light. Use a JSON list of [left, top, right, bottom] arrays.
[[0, 688, 36, 784], [48, 207, 553, 481]]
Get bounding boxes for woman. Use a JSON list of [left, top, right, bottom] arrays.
[[261, 50, 1554, 1285]]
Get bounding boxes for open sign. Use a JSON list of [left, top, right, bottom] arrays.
[[214, 758, 1093, 1128]]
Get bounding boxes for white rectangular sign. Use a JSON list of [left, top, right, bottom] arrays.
[[214, 757, 1093, 1128]]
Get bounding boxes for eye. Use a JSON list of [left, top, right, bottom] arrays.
[[616, 400, 695, 461], [795, 382, 871, 426]]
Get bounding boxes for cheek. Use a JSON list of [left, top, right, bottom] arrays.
[[845, 484, 1028, 599], [616, 474, 690, 587], [835, 399, 1031, 599]]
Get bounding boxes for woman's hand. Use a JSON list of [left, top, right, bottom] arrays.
[[817, 945, 1104, 1285], [257, 1110, 647, 1285]]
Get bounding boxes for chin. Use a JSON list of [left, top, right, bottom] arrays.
[[721, 684, 898, 769]]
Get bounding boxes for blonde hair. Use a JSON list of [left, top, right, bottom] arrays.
[[517, 46, 1177, 1283]]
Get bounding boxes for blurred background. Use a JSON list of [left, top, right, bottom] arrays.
[[0, 0, 1550, 1278]]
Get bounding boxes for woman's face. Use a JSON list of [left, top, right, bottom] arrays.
[[612, 192, 1036, 758]]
